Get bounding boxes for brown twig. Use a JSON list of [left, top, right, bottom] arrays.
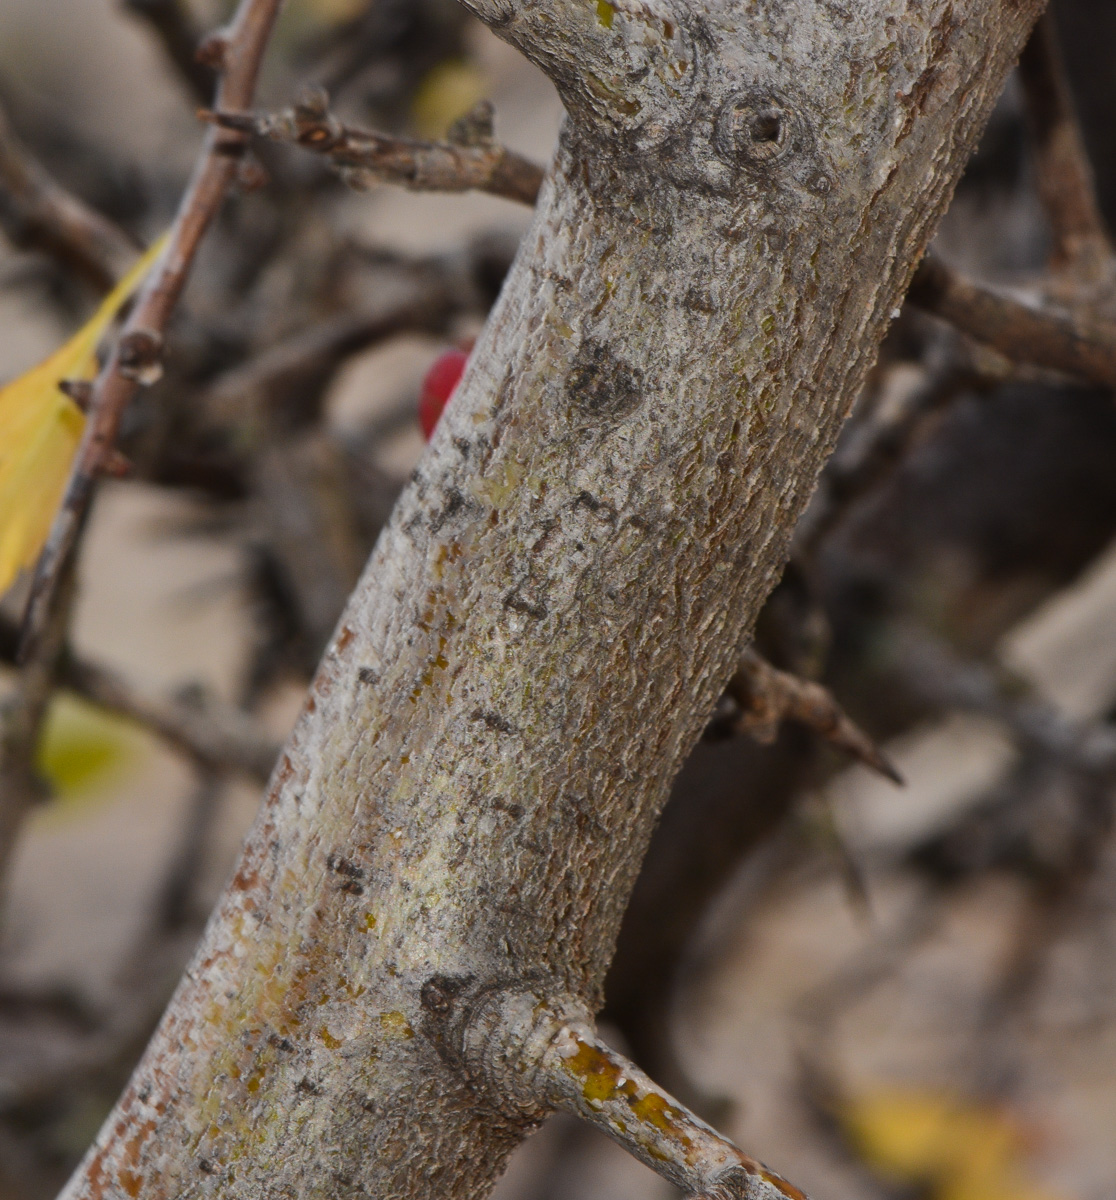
[[1017, 12, 1113, 275], [0, 100, 136, 291], [200, 287, 461, 427], [724, 646, 903, 784], [907, 254, 1116, 389], [205, 91, 546, 207], [0, 615, 278, 781], [123, 0, 216, 106], [18, 0, 284, 663]]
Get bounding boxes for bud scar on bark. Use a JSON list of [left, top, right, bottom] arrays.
[[421, 978, 807, 1200]]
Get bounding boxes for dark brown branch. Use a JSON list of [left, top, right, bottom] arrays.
[[0, 100, 135, 291], [18, 0, 284, 663], [200, 287, 461, 427], [724, 647, 902, 784], [907, 254, 1116, 389], [206, 93, 546, 207], [124, 0, 216, 106], [1018, 12, 1113, 274]]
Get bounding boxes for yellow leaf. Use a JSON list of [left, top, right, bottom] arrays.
[[35, 692, 142, 802], [840, 1087, 1070, 1200], [411, 61, 488, 140], [0, 233, 167, 596]]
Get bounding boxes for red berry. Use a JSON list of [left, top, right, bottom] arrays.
[[418, 347, 469, 440]]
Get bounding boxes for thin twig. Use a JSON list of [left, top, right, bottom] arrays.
[[18, 0, 284, 662], [891, 625, 1116, 776], [723, 646, 903, 784], [0, 100, 136, 291], [123, 0, 216, 106], [1017, 11, 1113, 275], [206, 92, 546, 207], [0, 615, 278, 781], [200, 287, 460, 427], [907, 254, 1116, 388]]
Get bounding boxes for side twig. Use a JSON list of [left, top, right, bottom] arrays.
[[18, 0, 284, 662], [907, 254, 1116, 389], [0, 616, 278, 781], [206, 91, 546, 207], [720, 647, 902, 785], [0, 101, 135, 291]]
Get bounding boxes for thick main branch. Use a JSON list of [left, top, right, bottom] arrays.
[[61, 3, 1044, 1198]]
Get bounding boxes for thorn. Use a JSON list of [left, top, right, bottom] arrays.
[[727, 646, 904, 785], [117, 327, 165, 385], [101, 450, 133, 478], [58, 379, 94, 413], [448, 99, 496, 148], [294, 85, 331, 121], [195, 30, 230, 71]]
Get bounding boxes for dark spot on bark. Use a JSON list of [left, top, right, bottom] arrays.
[[269, 1034, 295, 1052], [198, 1159, 217, 1175], [295, 1077, 324, 1096], [339, 879, 364, 895], [504, 590, 548, 620], [568, 338, 643, 422], [684, 287, 716, 313], [326, 853, 365, 880], [453, 437, 472, 456], [430, 488, 469, 533], [471, 709, 516, 734], [492, 796, 525, 819], [357, 666, 378, 685], [572, 490, 617, 522], [360, 1096, 382, 1115], [420, 973, 474, 1016]]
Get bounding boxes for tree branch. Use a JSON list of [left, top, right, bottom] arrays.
[[0, 100, 135, 291], [907, 254, 1116, 389], [433, 981, 806, 1199], [1017, 11, 1113, 275], [18, 0, 284, 663], [207, 93, 546, 207]]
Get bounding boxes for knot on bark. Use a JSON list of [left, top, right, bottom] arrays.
[[711, 87, 833, 199], [420, 977, 591, 1123]]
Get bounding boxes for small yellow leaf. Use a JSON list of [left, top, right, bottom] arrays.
[[841, 1087, 1070, 1200], [411, 61, 488, 140], [35, 692, 142, 801], [0, 233, 167, 596]]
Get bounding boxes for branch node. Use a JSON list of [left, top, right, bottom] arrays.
[[117, 327, 165, 385], [195, 29, 231, 71], [442, 982, 808, 1199], [725, 648, 902, 785]]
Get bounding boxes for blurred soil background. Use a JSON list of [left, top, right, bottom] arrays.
[[2, 2, 1116, 1199]]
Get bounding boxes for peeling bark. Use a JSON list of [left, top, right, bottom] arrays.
[[60, 2, 1044, 1197]]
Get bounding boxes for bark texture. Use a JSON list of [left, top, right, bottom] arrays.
[[61, 2, 1044, 1197]]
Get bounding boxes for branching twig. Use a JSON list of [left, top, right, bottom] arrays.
[[18, 0, 284, 662], [907, 254, 1116, 388], [206, 92, 546, 206], [722, 647, 902, 784], [0, 100, 135, 291], [0, 616, 278, 781]]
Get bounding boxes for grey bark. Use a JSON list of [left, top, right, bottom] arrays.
[[59, 2, 1044, 1198]]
